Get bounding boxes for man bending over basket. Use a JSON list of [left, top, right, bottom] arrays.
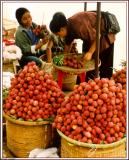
[[49, 11, 120, 80]]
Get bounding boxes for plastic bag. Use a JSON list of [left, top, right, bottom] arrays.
[[3, 45, 22, 63], [36, 147, 58, 158], [29, 148, 44, 158], [29, 147, 59, 158], [3, 72, 14, 88]]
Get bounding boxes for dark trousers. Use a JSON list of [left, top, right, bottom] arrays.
[[99, 43, 114, 79], [19, 50, 46, 68], [19, 56, 42, 68], [77, 41, 114, 83]]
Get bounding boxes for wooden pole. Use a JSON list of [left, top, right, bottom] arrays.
[[95, 2, 101, 78]]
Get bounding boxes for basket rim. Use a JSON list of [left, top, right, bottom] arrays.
[[57, 129, 126, 149], [3, 112, 51, 126], [52, 53, 101, 74]]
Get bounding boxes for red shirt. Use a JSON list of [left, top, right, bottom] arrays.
[[65, 11, 115, 53]]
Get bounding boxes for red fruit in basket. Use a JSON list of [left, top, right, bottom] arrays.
[[83, 131, 91, 138], [87, 118, 94, 125], [95, 127, 102, 134], [107, 111, 113, 118], [77, 118, 83, 125], [86, 126, 92, 132], [97, 99, 103, 106], [114, 125, 120, 132], [100, 106, 107, 113], [92, 93, 98, 100], [102, 87, 109, 93], [93, 137, 98, 144], [120, 127, 126, 133], [89, 112, 95, 119], [100, 93, 108, 100], [74, 94, 80, 101], [5, 103, 11, 109], [77, 104, 82, 110], [87, 139, 92, 144], [102, 113, 107, 119], [108, 121, 114, 127], [88, 99, 93, 105], [106, 137, 113, 143], [10, 109, 16, 114], [118, 132, 124, 138], [81, 137, 88, 143], [83, 110, 90, 117], [110, 128, 115, 135], [100, 133, 105, 140], [96, 114, 102, 121], [72, 125, 78, 130], [33, 100, 38, 106], [88, 106, 95, 112]]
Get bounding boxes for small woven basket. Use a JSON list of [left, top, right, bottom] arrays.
[[57, 130, 126, 158], [4, 114, 54, 158], [3, 62, 14, 73], [62, 74, 77, 91], [51, 66, 77, 91]]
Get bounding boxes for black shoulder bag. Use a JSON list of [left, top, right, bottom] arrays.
[[101, 11, 120, 34]]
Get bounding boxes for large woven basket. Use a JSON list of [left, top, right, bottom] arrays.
[[4, 114, 55, 158], [52, 53, 101, 74], [57, 130, 126, 158]]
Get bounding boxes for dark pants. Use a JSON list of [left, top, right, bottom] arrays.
[[19, 56, 42, 68], [19, 50, 46, 68], [99, 43, 114, 79], [77, 41, 114, 83]]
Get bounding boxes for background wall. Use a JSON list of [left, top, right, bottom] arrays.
[[2, 1, 128, 70]]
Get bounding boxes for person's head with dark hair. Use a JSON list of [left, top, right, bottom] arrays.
[[49, 12, 68, 38], [15, 7, 32, 28]]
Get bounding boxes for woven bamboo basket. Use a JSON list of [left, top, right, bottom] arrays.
[[57, 130, 126, 158], [51, 67, 77, 91], [62, 74, 77, 91], [52, 53, 101, 91], [4, 114, 55, 158], [3, 62, 14, 73], [52, 53, 101, 74], [40, 54, 48, 62]]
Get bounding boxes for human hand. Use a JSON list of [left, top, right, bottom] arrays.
[[42, 36, 49, 45], [83, 52, 92, 61], [35, 41, 43, 50]]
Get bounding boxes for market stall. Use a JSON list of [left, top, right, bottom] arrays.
[[2, 2, 127, 159]]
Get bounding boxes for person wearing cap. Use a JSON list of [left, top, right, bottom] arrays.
[[49, 11, 120, 80], [15, 7, 48, 68]]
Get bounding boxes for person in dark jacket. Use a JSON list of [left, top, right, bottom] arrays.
[[15, 7, 48, 68], [49, 11, 119, 80]]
